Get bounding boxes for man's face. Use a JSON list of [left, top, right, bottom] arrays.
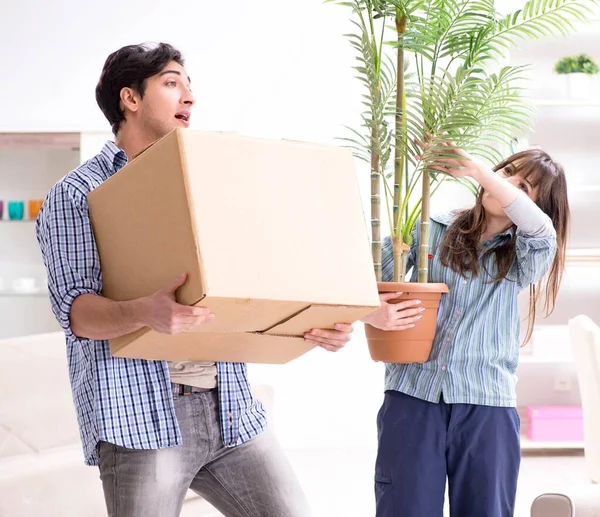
[[131, 61, 195, 140]]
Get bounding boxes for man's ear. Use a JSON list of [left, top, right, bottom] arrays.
[[119, 87, 140, 114]]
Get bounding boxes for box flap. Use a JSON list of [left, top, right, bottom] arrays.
[[265, 304, 377, 336], [110, 331, 317, 364], [188, 297, 309, 333], [87, 130, 205, 305]]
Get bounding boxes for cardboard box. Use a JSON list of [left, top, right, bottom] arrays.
[[87, 129, 379, 364]]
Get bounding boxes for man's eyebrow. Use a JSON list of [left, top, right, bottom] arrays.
[[159, 70, 192, 84]]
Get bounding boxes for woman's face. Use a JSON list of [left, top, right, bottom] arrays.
[[482, 161, 540, 217]]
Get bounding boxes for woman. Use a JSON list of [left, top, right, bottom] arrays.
[[362, 145, 570, 517]]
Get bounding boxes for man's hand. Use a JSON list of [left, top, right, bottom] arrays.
[[361, 292, 424, 331], [140, 273, 215, 334], [304, 323, 354, 352]]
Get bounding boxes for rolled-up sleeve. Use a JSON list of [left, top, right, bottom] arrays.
[[503, 193, 558, 289], [514, 230, 557, 289], [36, 182, 102, 340]]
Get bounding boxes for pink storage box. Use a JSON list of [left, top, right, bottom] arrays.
[[526, 406, 584, 442]]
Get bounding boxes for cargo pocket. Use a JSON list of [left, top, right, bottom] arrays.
[[374, 471, 394, 516]]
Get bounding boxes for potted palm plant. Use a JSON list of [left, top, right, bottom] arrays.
[[327, 0, 596, 363]]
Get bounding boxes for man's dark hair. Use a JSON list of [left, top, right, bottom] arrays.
[[95, 42, 185, 135]]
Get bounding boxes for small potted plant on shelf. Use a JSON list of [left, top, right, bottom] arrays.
[[554, 53, 600, 100], [327, 0, 597, 363]]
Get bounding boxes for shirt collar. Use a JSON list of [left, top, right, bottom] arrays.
[[430, 211, 455, 226], [430, 210, 514, 240], [98, 140, 128, 176]]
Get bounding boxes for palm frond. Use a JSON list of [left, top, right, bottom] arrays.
[[491, 0, 597, 50]]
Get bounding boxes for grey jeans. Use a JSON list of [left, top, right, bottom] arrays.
[[97, 389, 310, 517]]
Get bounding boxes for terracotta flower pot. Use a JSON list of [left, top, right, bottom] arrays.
[[365, 281, 449, 363]]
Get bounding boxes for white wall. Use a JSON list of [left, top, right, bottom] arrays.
[[0, 0, 362, 139]]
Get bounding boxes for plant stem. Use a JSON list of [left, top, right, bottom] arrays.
[[418, 164, 431, 283], [371, 93, 382, 281], [393, 10, 407, 283], [392, 236, 408, 285], [358, 3, 383, 282]]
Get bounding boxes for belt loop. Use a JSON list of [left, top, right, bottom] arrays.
[[180, 384, 193, 396]]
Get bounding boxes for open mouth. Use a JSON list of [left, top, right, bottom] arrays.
[[175, 111, 190, 123]]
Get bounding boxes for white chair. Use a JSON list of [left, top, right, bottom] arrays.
[[531, 315, 600, 517], [569, 315, 600, 484], [531, 486, 600, 517]]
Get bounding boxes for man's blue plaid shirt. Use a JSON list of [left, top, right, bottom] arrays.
[[36, 140, 267, 466]]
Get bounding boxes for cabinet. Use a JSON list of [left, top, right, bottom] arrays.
[[0, 131, 111, 339]]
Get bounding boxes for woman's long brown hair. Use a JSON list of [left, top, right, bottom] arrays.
[[439, 149, 570, 344]]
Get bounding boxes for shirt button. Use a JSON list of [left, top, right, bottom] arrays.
[[446, 337, 451, 343], [463, 279, 467, 284], [441, 365, 447, 371]]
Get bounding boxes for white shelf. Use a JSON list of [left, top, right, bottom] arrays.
[[0, 132, 80, 150], [521, 436, 584, 451], [569, 185, 600, 193], [567, 248, 600, 255], [0, 291, 48, 298], [519, 354, 574, 364], [534, 99, 600, 107], [565, 248, 600, 264]]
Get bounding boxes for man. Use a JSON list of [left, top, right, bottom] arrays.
[[36, 42, 354, 517]]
